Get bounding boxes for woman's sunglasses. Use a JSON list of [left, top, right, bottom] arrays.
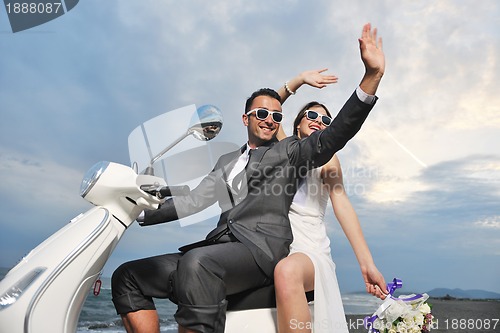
[[246, 108, 284, 123], [304, 110, 332, 126]]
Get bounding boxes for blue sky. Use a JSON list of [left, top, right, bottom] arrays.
[[1, 0, 499, 295]]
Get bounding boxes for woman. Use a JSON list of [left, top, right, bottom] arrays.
[[274, 69, 387, 333]]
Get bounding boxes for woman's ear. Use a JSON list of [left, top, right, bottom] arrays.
[[296, 126, 302, 138]]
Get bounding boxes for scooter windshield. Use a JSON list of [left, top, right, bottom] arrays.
[[128, 105, 238, 226]]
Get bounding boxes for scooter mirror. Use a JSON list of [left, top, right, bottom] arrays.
[[142, 104, 224, 176], [188, 105, 223, 141]]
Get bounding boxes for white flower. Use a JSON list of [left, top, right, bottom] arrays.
[[367, 288, 433, 333], [397, 320, 408, 333], [403, 315, 415, 326], [409, 326, 421, 333], [415, 313, 425, 326], [418, 302, 431, 314]]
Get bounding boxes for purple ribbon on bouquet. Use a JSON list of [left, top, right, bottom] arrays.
[[363, 278, 427, 332], [387, 278, 403, 296]]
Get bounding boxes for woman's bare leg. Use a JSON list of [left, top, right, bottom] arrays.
[[274, 253, 315, 333]]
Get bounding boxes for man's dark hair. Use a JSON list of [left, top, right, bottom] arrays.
[[292, 101, 332, 136], [245, 88, 282, 114]]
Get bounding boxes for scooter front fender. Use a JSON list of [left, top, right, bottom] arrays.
[[0, 206, 125, 333]]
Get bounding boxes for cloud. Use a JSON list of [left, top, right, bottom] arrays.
[[475, 216, 500, 230], [0, 148, 92, 265], [346, 154, 500, 257], [1, 0, 499, 293], [0, 148, 90, 226]]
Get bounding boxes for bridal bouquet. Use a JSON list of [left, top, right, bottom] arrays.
[[364, 278, 434, 333]]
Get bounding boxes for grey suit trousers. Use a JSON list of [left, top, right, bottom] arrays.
[[112, 239, 270, 333]]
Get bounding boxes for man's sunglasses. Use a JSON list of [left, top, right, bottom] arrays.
[[246, 108, 283, 123], [304, 110, 332, 126]]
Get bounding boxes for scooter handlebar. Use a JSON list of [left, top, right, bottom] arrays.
[[140, 184, 191, 198], [158, 185, 190, 197]]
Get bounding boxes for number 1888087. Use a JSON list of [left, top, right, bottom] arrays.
[[436, 318, 499, 330], [5, 2, 62, 14]]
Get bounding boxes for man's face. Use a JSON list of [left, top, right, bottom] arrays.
[[243, 95, 282, 148]]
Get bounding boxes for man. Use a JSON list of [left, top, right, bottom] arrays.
[[112, 23, 384, 333]]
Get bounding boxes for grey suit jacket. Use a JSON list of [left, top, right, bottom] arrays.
[[143, 91, 376, 277]]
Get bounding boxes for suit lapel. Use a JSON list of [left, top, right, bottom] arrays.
[[246, 146, 270, 180], [221, 145, 246, 181], [220, 145, 247, 207]]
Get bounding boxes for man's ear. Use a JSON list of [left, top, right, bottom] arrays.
[[242, 114, 249, 126]]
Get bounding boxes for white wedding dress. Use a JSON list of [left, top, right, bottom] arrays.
[[288, 167, 349, 333]]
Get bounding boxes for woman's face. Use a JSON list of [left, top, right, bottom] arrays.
[[296, 105, 329, 139]]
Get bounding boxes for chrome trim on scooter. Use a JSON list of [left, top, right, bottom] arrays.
[[24, 208, 111, 333]]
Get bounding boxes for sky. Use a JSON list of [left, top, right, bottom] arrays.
[[1, 0, 499, 295]]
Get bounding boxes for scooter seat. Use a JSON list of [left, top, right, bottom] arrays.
[[226, 285, 314, 311]]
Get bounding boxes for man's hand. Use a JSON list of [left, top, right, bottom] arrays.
[[359, 23, 385, 76], [358, 23, 385, 95]]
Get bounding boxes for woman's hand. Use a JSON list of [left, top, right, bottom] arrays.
[[362, 264, 388, 300], [299, 68, 338, 89], [279, 68, 338, 103]]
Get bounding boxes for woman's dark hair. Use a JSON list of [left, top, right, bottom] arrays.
[[245, 88, 281, 113], [292, 101, 332, 136]]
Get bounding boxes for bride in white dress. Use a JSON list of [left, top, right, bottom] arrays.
[[274, 69, 387, 332]]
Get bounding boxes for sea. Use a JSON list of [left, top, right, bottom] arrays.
[[2, 266, 499, 333], [76, 288, 500, 333], [77, 288, 177, 332], [76, 288, 385, 333]]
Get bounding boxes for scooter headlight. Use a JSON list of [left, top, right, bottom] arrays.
[[80, 161, 110, 198], [0, 267, 46, 310]]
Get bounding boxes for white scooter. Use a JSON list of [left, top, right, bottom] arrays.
[[0, 105, 313, 333]]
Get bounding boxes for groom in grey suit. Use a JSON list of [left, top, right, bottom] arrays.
[[112, 24, 385, 333]]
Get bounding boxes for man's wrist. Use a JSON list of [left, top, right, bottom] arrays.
[[356, 86, 377, 105]]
